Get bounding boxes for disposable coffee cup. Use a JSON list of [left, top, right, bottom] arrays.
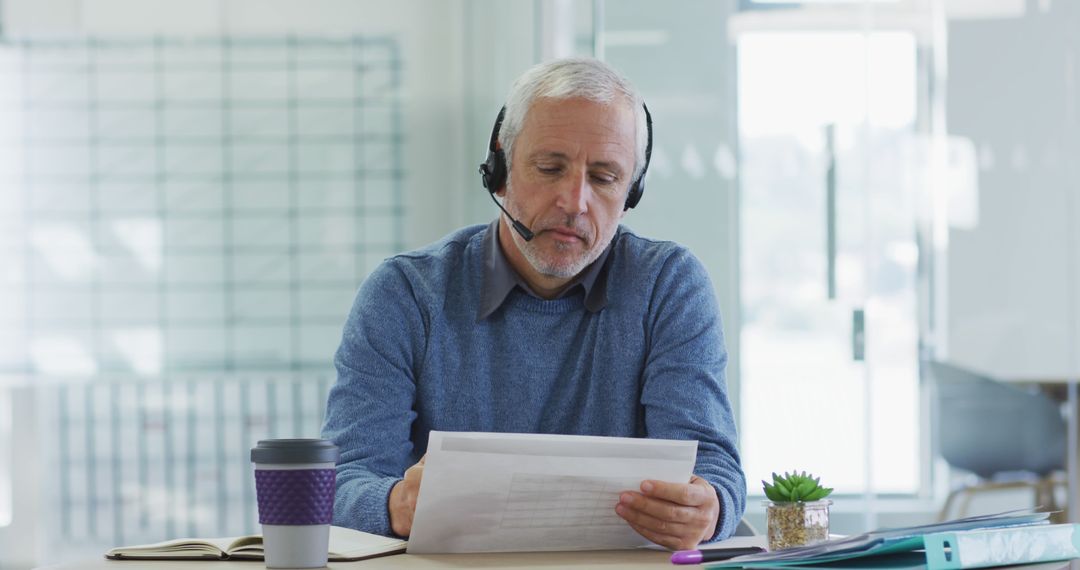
[[251, 439, 340, 569]]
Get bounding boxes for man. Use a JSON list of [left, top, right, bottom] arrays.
[[321, 58, 745, 550]]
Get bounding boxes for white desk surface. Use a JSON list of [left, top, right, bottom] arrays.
[[37, 549, 673, 569], [35, 538, 1076, 570], [36, 552, 1076, 570]]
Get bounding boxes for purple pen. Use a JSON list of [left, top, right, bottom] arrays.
[[670, 546, 766, 565]]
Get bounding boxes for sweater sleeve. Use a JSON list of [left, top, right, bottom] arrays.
[[321, 259, 427, 537], [640, 248, 746, 542]]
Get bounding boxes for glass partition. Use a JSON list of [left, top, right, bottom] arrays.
[[930, 0, 1080, 519]]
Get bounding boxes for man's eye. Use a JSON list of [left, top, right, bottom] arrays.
[[591, 175, 617, 186], [538, 166, 562, 175]]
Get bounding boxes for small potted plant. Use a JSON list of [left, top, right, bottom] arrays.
[[762, 471, 834, 550]]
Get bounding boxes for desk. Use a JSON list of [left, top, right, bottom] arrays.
[[37, 549, 673, 569], [35, 553, 1076, 570]]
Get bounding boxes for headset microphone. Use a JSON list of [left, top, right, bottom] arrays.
[[485, 187, 535, 241]]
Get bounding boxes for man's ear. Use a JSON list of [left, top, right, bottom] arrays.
[[494, 144, 508, 197]]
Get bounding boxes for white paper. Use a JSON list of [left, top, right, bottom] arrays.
[[406, 431, 698, 554]]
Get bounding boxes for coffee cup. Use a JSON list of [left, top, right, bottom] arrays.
[[251, 439, 340, 569]]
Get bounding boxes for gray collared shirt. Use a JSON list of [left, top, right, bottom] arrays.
[[478, 219, 612, 320]]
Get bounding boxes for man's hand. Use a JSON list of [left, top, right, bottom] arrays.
[[615, 475, 720, 550], [388, 455, 425, 537]]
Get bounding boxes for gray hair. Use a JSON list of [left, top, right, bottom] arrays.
[[498, 57, 649, 187]]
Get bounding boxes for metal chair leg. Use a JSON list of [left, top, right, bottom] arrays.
[[939, 487, 963, 521]]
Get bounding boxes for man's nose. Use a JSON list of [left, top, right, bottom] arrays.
[[556, 171, 590, 215]]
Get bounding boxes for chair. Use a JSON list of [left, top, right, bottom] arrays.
[[930, 360, 1067, 521]]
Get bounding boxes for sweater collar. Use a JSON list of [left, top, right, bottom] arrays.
[[478, 219, 612, 320]]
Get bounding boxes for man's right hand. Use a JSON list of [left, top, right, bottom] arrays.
[[388, 455, 425, 537]]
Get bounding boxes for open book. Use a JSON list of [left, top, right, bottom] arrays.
[[105, 525, 407, 562]]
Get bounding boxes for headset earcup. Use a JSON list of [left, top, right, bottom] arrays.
[[485, 149, 508, 193], [480, 107, 509, 194], [625, 103, 652, 210], [479, 156, 494, 190]]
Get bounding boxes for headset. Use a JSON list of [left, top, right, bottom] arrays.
[[478, 103, 654, 241]]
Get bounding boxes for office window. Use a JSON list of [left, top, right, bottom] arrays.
[[0, 35, 404, 555], [738, 31, 920, 496]]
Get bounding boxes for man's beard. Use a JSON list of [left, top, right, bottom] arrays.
[[504, 183, 614, 279]]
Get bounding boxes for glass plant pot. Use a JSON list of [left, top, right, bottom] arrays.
[[765, 499, 832, 550]]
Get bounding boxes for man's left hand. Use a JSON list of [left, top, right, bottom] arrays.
[[615, 475, 720, 550]]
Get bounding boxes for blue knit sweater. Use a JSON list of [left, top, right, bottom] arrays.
[[321, 223, 746, 542]]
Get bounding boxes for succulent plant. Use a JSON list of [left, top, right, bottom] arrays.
[[763, 471, 833, 503]]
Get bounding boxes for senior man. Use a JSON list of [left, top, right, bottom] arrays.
[[321, 57, 745, 549]]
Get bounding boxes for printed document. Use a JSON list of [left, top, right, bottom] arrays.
[[406, 431, 698, 553]]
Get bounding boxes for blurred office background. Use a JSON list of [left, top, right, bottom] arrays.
[[0, 0, 1077, 567]]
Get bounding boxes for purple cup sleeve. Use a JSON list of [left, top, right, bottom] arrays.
[[254, 469, 336, 525]]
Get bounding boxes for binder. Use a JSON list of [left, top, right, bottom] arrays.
[[923, 524, 1080, 570], [705, 511, 1078, 569]]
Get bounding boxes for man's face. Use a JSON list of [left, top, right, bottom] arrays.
[[501, 97, 637, 279]]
